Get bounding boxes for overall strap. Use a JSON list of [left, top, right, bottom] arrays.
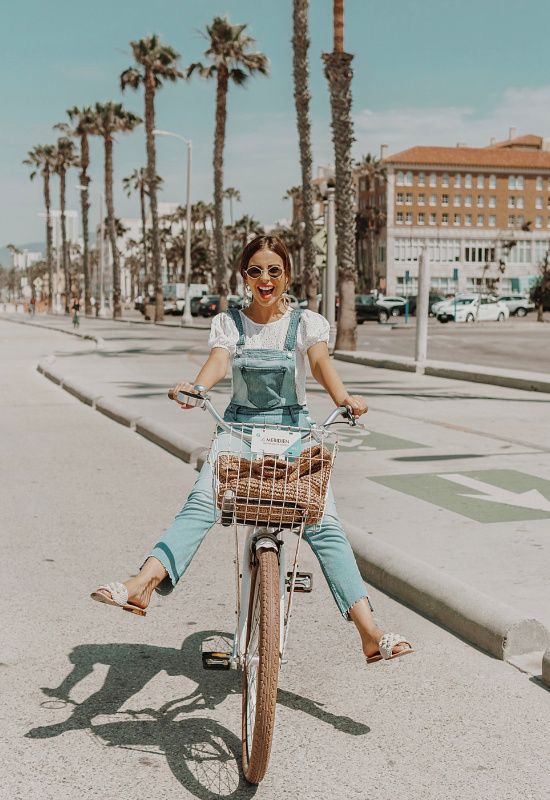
[[227, 308, 246, 348], [283, 307, 302, 351]]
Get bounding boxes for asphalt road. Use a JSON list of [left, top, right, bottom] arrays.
[[2, 322, 550, 800]]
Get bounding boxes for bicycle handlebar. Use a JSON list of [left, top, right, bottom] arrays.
[[167, 387, 359, 438]]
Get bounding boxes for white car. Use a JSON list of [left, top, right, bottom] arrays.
[[495, 295, 535, 317], [437, 295, 510, 323]]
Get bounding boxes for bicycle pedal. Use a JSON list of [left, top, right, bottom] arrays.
[[202, 651, 231, 670], [286, 571, 313, 592]]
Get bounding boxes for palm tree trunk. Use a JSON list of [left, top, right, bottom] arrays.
[[139, 182, 148, 282], [80, 133, 92, 316], [104, 136, 121, 319], [293, 0, 318, 310], [323, 6, 357, 351], [144, 72, 163, 321], [214, 66, 228, 308], [59, 169, 70, 314], [43, 170, 54, 312]]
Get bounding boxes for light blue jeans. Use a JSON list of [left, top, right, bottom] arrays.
[[148, 405, 371, 619]]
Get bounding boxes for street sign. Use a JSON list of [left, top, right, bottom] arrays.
[[368, 469, 550, 522], [336, 426, 426, 453]]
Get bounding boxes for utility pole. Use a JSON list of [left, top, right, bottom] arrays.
[[326, 187, 337, 346], [415, 244, 430, 373], [182, 139, 192, 326], [98, 192, 106, 317]]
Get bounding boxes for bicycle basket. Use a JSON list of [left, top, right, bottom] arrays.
[[210, 424, 337, 528]]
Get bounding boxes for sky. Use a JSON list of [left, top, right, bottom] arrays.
[[4, 0, 550, 247]]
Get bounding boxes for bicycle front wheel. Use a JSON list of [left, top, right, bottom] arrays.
[[242, 547, 280, 784]]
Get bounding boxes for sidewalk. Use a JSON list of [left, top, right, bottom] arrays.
[[4, 313, 550, 671]]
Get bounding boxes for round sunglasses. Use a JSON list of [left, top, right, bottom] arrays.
[[244, 265, 284, 280]]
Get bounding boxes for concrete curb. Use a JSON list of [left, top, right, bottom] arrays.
[[96, 397, 140, 428], [542, 649, 550, 688], [61, 378, 102, 407], [335, 350, 550, 394], [135, 417, 205, 465], [84, 314, 210, 331], [1, 314, 105, 349], [345, 525, 550, 660]]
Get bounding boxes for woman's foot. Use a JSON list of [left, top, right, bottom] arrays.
[[348, 598, 413, 660], [94, 558, 168, 611]]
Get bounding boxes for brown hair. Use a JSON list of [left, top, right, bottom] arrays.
[[239, 234, 292, 286]]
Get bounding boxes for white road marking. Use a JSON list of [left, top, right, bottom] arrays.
[[438, 473, 550, 512]]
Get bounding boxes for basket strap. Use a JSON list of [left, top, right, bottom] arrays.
[[283, 308, 302, 351]]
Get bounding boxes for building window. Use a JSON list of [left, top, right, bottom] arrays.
[[442, 194, 449, 207], [477, 175, 484, 189], [465, 214, 472, 226], [536, 176, 543, 191], [454, 174, 461, 188], [418, 172, 425, 186], [489, 215, 496, 227], [418, 212, 425, 225], [465, 194, 472, 207], [536, 196, 543, 209], [453, 194, 461, 207], [508, 215, 516, 227], [516, 196, 524, 209], [465, 245, 495, 263], [477, 195, 484, 207], [396, 192, 404, 204], [489, 195, 496, 208], [418, 193, 425, 206], [477, 214, 484, 226], [508, 196, 516, 208], [404, 171, 413, 186], [442, 213, 449, 225], [516, 215, 524, 227], [465, 174, 472, 188], [405, 212, 413, 225], [429, 193, 436, 206], [516, 175, 524, 189], [429, 173, 437, 187], [489, 174, 496, 189], [396, 212, 403, 224], [508, 175, 515, 189], [429, 213, 437, 225], [405, 192, 413, 205], [454, 213, 461, 226], [536, 215, 543, 229], [396, 171, 404, 186], [442, 173, 449, 187]]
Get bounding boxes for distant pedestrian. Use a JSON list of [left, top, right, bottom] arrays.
[[72, 298, 80, 329], [29, 296, 36, 316]]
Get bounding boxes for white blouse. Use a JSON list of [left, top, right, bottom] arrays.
[[208, 309, 330, 405]]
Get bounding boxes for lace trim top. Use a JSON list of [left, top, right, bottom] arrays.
[[208, 309, 330, 405]]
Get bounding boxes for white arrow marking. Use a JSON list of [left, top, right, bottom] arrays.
[[438, 473, 550, 512]]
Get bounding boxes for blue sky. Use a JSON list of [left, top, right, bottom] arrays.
[[4, 0, 550, 246]]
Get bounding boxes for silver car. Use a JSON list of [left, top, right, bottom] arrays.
[[495, 295, 535, 317]]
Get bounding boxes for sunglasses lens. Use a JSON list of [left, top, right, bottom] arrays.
[[268, 266, 283, 278], [246, 267, 262, 278]]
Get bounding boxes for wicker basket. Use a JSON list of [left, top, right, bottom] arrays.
[[215, 443, 333, 526]]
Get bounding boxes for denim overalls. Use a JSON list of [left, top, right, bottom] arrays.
[[149, 308, 370, 618]]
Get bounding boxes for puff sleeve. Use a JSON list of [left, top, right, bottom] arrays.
[[207, 312, 239, 353]]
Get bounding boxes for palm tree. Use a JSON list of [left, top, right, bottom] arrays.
[[52, 137, 79, 313], [187, 16, 268, 310], [89, 102, 141, 318], [355, 153, 386, 291], [223, 187, 241, 225], [322, 0, 357, 350], [120, 35, 183, 322], [122, 167, 163, 294], [292, 0, 318, 310], [23, 145, 56, 311], [55, 106, 97, 315]]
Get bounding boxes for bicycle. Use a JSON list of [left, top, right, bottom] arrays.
[[168, 386, 358, 784]]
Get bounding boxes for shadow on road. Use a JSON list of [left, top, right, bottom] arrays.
[[26, 631, 369, 798]]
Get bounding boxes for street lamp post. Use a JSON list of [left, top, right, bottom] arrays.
[[153, 129, 193, 326], [325, 188, 337, 346], [415, 244, 430, 373]]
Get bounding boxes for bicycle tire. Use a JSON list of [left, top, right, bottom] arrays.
[[241, 547, 280, 784]]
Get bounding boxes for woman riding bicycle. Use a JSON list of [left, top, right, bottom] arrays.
[[92, 234, 412, 664]]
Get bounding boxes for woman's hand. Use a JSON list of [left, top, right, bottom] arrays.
[[172, 382, 202, 410], [340, 394, 368, 418]]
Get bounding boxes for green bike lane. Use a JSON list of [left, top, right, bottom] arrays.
[[7, 313, 550, 635]]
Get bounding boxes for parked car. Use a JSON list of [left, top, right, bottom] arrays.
[[405, 294, 445, 316], [355, 294, 396, 324], [437, 295, 510, 323], [495, 294, 535, 317], [197, 294, 244, 317], [376, 295, 408, 317]]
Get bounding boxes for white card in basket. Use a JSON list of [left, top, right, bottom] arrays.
[[250, 428, 302, 456]]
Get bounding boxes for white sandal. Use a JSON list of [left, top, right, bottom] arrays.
[[90, 582, 146, 617], [366, 633, 413, 664]]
